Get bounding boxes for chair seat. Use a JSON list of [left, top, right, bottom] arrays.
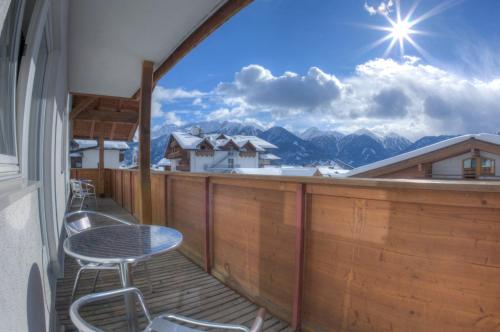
[[147, 317, 200, 332]]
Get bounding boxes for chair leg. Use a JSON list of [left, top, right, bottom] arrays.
[[71, 267, 85, 303], [69, 195, 74, 208], [79, 196, 85, 210], [92, 270, 101, 293], [143, 262, 153, 294]]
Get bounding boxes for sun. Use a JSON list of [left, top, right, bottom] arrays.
[[391, 19, 411, 42], [365, 0, 459, 59]]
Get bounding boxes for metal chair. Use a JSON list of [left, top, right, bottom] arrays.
[[64, 210, 153, 302], [70, 287, 266, 332], [70, 179, 98, 209]]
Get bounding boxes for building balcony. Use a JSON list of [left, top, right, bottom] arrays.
[[67, 168, 500, 331]]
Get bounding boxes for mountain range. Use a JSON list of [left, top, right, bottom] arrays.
[[125, 120, 458, 168]]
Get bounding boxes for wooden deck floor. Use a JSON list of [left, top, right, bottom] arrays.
[[56, 198, 294, 331]]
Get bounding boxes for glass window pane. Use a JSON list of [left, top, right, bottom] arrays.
[[0, 2, 21, 157], [28, 32, 48, 180]]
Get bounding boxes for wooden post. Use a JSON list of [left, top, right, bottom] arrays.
[[292, 183, 306, 330], [203, 177, 212, 273], [98, 122, 105, 196], [138, 61, 154, 224]]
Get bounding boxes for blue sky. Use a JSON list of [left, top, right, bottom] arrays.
[[152, 0, 500, 139]]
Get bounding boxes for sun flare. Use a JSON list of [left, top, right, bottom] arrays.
[[365, 0, 459, 59]]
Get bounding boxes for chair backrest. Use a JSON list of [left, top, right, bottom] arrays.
[[70, 287, 266, 332], [70, 179, 83, 196], [64, 210, 132, 236]]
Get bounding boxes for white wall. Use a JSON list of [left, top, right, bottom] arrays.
[[0, 0, 69, 331], [432, 153, 469, 179], [188, 151, 259, 172], [81, 149, 122, 169]]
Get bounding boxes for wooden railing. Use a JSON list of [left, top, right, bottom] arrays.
[[72, 168, 500, 331]]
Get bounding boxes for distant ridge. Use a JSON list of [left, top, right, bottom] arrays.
[[125, 120, 465, 168]]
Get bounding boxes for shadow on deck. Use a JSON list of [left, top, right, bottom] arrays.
[[55, 198, 293, 331]]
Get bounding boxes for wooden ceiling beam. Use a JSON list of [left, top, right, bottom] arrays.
[[70, 97, 97, 120], [75, 109, 138, 123], [109, 123, 116, 140], [89, 121, 96, 139]]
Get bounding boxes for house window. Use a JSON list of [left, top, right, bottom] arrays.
[[481, 157, 495, 176], [463, 158, 477, 179], [462, 156, 496, 178], [228, 158, 234, 168], [0, 1, 23, 175]]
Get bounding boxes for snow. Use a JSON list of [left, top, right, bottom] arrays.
[[348, 133, 500, 176], [259, 153, 281, 160], [72, 139, 129, 150], [353, 128, 383, 142], [233, 167, 318, 176], [156, 158, 171, 166], [172, 131, 277, 151]]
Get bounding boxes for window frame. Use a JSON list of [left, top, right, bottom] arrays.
[[0, 0, 25, 177]]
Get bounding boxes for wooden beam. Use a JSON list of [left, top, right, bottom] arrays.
[[70, 97, 96, 120], [203, 177, 212, 273], [98, 122, 105, 196], [109, 123, 116, 140], [131, 0, 252, 99], [89, 121, 96, 139], [138, 61, 154, 225], [76, 109, 138, 123], [292, 183, 306, 330]]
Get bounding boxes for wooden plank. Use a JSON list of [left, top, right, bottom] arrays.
[[70, 97, 96, 120], [138, 61, 153, 225], [292, 183, 306, 330], [98, 122, 105, 196], [204, 177, 211, 273]]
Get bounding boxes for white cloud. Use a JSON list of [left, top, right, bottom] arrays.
[[216, 64, 343, 112], [364, 0, 394, 16], [153, 86, 205, 102], [213, 59, 500, 139]]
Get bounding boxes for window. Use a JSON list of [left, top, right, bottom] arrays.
[[228, 158, 234, 168], [0, 1, 23, 175], [480, 157, 495, 176], [462, 156, 496, 178]]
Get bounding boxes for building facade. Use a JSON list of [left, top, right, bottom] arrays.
[[165, 130, 279, 173], [70, 139, 128, 169], [348, 134, 500, 180]]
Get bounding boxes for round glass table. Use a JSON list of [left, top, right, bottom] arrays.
[[64, 224, 183, 331]]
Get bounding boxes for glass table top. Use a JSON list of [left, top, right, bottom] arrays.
[[64, 224, 183, 264]]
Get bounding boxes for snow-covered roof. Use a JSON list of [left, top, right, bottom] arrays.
[[348, 133, 500, 177], [233, 167, 318, 177], [316, 167, 350, 177], [156, 158, 171, 166], [69, 152, 82, 157], [259, 153, 281, 160], [171, 132, 277, 152], [72, 139, 129, 151]]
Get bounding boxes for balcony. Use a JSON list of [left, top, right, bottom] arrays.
[[67, 168, 500, 331], [56, 197, 292, 331]]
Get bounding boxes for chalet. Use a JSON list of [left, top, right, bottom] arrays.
[[70, 139, 129, 169], [348, 133, 500, 179], [165, 129, 279, 172]]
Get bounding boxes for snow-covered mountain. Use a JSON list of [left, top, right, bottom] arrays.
[[299, 127, 344, 141], [128, 121, 465, 169]]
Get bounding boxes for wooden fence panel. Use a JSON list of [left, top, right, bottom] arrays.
[[132, 171, 141, 220], [151, 173, 166, 225], [115, 170, 123, 206], [169, 176, 205, 265], [211, 181, 296, 322], [122, 171, 132, 212], [302, 184, 500, 332]]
